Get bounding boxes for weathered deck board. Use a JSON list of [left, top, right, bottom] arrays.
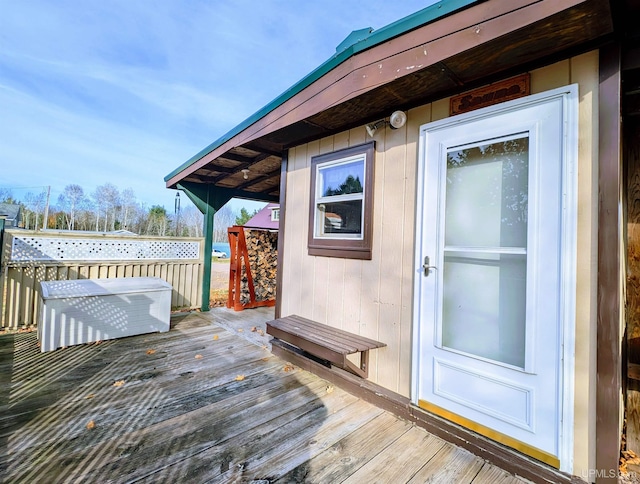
[[472, 464, 530, 484], [341, 427, 446, 483], [278, 411, 413, 482], [216, 398, 384, 482], [62, 374, 327, 482], [0, 307, 530, 483], [1, 353, 287, 461], [407, 443, 485, 483], [145, 388, 368, 482], [0, 327, 270, 444], [1, 327, 240, 411]]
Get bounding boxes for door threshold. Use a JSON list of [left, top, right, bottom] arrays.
[[417, 399, 560, 468]]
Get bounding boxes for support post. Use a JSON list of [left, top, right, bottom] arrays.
[[597, 42, 622, 483], [0, 215, 6, 326], [275, 152, 288, 319], [176, 182, 279, 313], [202, 204, 215, 311]]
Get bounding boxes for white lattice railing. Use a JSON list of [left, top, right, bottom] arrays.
[[0, 230, 204, 329], [10, 235, 200, 262]]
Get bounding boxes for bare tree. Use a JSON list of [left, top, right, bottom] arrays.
[[129, 203, 148, 234], [0, 188, 14, 203], [180, 205, 204, 237], [103, 184, 120, 232], [92, 183, 120, 232], [213, 204, 236, 242], [23, 191, 47, 230], [120, 188, 137, 231], [5, 183, 212, 237], [92, 187, 104, 231], [57, 184, 85, 230], [75, 197, 95, 231]]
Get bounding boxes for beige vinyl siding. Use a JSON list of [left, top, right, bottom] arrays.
[[282, 112, 431, 391], [569, 50, 599, 480], [281, 51, 599, 475]]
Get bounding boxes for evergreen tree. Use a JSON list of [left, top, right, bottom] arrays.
[[235, 207, 258, 225]]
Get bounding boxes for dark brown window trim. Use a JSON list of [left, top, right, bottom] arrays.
[[308, 141, 375, 260]]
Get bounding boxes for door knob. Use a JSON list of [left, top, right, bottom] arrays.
[[423, 256, 437, 277]]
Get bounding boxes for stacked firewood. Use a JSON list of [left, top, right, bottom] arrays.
[[240, 229, 278, 304]]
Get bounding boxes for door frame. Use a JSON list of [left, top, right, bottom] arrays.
[[411, 85, 579, 472]]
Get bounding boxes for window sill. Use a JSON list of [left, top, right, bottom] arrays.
[[308, 245, 372, 260]]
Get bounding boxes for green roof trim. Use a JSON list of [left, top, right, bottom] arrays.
[[165, 0, 479, 183], [335, 27, 374, 54]]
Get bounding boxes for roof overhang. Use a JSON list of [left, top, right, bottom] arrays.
[[165, 0, 617, 197]]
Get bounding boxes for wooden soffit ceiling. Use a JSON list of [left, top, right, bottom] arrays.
[[166, 0, 614, 196]]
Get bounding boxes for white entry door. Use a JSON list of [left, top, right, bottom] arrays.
[[413, 86, 578, 469]]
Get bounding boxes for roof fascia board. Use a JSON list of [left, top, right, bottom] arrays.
[[237, 0, 571, 141], [166, 0, 591, 187], [165, 0, 478, 185]]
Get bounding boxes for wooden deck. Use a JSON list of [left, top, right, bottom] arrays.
[[0, 307, 529, 483]]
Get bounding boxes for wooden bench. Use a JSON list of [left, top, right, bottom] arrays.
[[266, 314, 386, 378]]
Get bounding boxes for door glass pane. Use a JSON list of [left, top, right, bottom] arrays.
[[441, 135, 529, 368], [441, 253, 526, 367], [445, 136, 529, 248]]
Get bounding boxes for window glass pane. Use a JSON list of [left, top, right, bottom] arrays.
[[319, 159, 364, 197], [316, 199, 363, 237], [442, 252, 526, 368], [445, 137, 528, 248]]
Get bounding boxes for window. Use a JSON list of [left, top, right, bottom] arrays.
[[308, 142, 375, 259], [271, 208, 280, 222]]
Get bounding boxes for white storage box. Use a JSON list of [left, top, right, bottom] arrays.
[[38, 277, 172, 352]]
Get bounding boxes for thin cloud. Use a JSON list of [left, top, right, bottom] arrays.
[[1, 0, 435, 209]]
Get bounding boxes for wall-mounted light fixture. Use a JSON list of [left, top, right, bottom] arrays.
[[365, 120, 386, 137], [389, 110, 407, 129], [365, 110, 407, 137], [241, 169, 250, 180]]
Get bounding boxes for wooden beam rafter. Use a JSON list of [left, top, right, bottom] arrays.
[[204, 153, 279, 186], [234, 166, 282, 191]]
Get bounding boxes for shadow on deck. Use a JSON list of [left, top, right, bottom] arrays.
[[0, 307, 527, 483]]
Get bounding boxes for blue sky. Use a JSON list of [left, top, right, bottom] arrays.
[[1, 1, 436, 213]]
